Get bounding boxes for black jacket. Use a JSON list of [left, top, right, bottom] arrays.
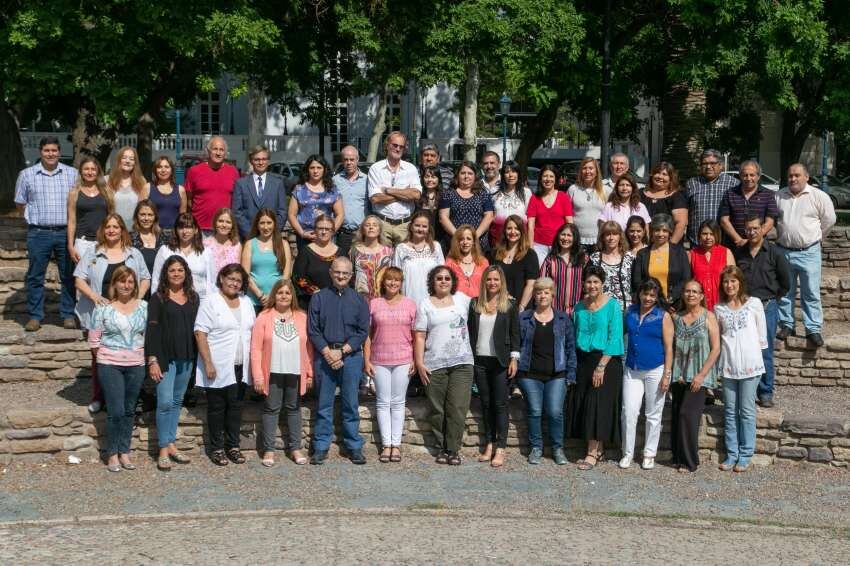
[[631, 243, 691, 307], [467, 299, 520, 367]]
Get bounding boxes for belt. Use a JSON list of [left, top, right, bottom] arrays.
[[328, 343, 346, 350], [778, 241, 819, 252], [30, 225, 65, 231], [376, 214, 411, 226]]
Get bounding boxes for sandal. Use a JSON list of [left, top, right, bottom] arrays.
[[577, 451, 601, 471], [390, 446, 401, 463], [379, 447, 392, 464], [291, 450, 308, 465], [210, 450, 229, 466], [227, 448, 246, 464], [157, 457, 172, 471], [169, 452, 191, 464], [448, 452, 462, 466], [478, 444, 493, 462], [261, 453, 275, 468], [435, 451, 449, 465]]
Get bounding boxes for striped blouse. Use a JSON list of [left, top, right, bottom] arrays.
[[539, 255, 585, 314]]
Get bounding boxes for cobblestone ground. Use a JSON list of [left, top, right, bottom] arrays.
[[1, 450, 848, 563]]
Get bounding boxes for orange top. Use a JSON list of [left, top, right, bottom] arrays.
[[445, 257, 489, 298]]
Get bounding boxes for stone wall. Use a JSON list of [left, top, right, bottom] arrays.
[[774, 334, 850, 387], [1, 399, 848, 468], [823, 227, 850, 268]]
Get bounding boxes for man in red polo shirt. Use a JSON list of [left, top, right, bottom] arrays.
[[185, 136, 240, 233]]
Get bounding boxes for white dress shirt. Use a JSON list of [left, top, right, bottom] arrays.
[[367, 159, 422, 220], [775, 184, 836, 249]]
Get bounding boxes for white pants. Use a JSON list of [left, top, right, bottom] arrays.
[[373, 364, 411, 447], [532, 243, 550, 266], [621, 365, 666, 459]]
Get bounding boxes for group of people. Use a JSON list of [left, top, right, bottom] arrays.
[[13, 131, 836, 473]]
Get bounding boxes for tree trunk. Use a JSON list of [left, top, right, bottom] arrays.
[[779, 108, 811, 185], [136, 112, 156, 178], [0, 97, 25, 209], [661, 84, 706, 179], [463, 61, 480, 162], [247, 82, 267, 153], [367, 85, 388, 162], [514, 95, 565, 168]]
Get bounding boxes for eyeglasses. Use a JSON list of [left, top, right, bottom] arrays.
[[388, 143, 405, 150], [435, 276, 452, 282]]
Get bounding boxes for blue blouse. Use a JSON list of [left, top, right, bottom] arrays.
[[624, 304, 665, 370], [572, 298, 624, 356]]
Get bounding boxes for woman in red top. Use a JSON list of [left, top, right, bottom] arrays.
[[689, 219, 735, 310], [445, 225, 489, 298], [526, 164, 574, 265]]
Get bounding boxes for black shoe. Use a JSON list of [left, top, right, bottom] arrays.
[[775, 326, 793, 341], [807, 333, 824, 347], [348, 449, 367, 465], [759, 395, 775, 408], [310, 450, 328, 465]]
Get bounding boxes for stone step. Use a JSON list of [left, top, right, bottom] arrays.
[[0, 323, 90, 383], [0, 380, 847, 467]]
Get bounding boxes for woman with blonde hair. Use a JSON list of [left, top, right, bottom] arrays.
[[251, 278, 313, 467], [468, 265, 519, 467], [364, 267, 418, 463], [393, 210, 445, 306], [589, 221, 634, 312], [349, 214, 393, 298], [445, 224, 489, 298], [107, 146, 148, 228], [568, 157, 611, 252], [242, 208, 291, 311], [67, 156, 113, 264]]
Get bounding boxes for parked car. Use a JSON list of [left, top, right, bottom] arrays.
[[268, 162, 301, 193], [722, 170, 781, 192]]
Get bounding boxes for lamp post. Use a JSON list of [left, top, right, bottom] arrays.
[[499, 93, 511, 164]]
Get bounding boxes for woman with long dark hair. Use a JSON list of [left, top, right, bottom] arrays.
[[288, 154, 344, 247], [488, 214, 538, 311], [151, 212, 215, 299], [489, 160, 531, 245], [539, 223, 586, 314], [640, 162, 688, 245], [598, 173, 651, 230], [589, 221, 634, 313], [146, 255, 199, 471], [241, 208, 292, 311], [438, 161, 495, 251], [149, 155, 188, 236], [527, 164, 574, 263]]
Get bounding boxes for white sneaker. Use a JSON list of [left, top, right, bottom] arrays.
[[88, 400, 102, 414], [641, 457, 655, 470], [618, 455, 632, 469]]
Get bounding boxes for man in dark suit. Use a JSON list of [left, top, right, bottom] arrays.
[[232, 145, 288, 239]]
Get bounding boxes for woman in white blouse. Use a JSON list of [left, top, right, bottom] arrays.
[[714, 266, 767, 473], [414, 265, 473, 466], [393, 210, 444, 305], [152, 212, 215, 298], [194, 263, 256, 466]]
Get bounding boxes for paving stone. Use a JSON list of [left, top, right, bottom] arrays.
[[807, 447, 833, 463], [777, 446, 808, 459]]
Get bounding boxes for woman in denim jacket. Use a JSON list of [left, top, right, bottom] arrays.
[[517, 277, 577, 465]]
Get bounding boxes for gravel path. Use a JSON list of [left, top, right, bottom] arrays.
[[1, 510, 847, 564]]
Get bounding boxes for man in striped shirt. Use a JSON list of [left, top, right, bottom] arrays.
[[14, 136, 79, 331], [685, 149, 739, 246]]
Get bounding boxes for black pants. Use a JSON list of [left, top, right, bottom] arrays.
[[474, 356, 509, 449], [206, 369, 244, 452], [336, 228, 357, 258], [670, 382, 706, 471]]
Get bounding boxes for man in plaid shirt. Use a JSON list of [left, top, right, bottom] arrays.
[[14, 136, 79, 331], [685, 149, 739, 246]]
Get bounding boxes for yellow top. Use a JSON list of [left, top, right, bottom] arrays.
[[648, 248, 670, 297]]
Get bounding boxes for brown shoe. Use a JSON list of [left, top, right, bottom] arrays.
[[24, 319, 40, 332], [62, 318, 77, 330]]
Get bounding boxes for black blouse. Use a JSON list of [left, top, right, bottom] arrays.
[[145, 293, 199, 371], [489, 250, 539, 306], [639, 189, 687, 218], [292, 245, 340, 309]]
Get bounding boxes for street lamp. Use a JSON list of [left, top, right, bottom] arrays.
[[499, 93, 512, 164]]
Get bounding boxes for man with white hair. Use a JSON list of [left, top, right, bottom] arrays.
[[602, 152, 635, 190], [185, 136, 240, 234]]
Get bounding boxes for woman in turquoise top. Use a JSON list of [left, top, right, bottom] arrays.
[[671, 279, 720, 473], [566, 265, 625, 470], [241, 208, 292, 311]]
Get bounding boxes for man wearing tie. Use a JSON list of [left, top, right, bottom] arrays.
[[232, 145, 288, 239]]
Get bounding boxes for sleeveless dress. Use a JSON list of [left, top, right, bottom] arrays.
[[149, 183, 181, 231], [689, 245, 728, 311], [671, 310, 719, 388], [113, 185, 140, 229], [248, 238, 282, 306]]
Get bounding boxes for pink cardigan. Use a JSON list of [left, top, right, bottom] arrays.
[[250, 309, 314, 396]]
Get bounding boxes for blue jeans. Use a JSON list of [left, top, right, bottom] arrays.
[[519, 377, 567, 450], [722, 375, 759, 466], [312, 351, 364, 453], [758, 299, 778, 398], [26, 226, 76, 320], [156, 359, 193, 448], [778, 243, 822, 334], [97, 364, 145, 455]]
